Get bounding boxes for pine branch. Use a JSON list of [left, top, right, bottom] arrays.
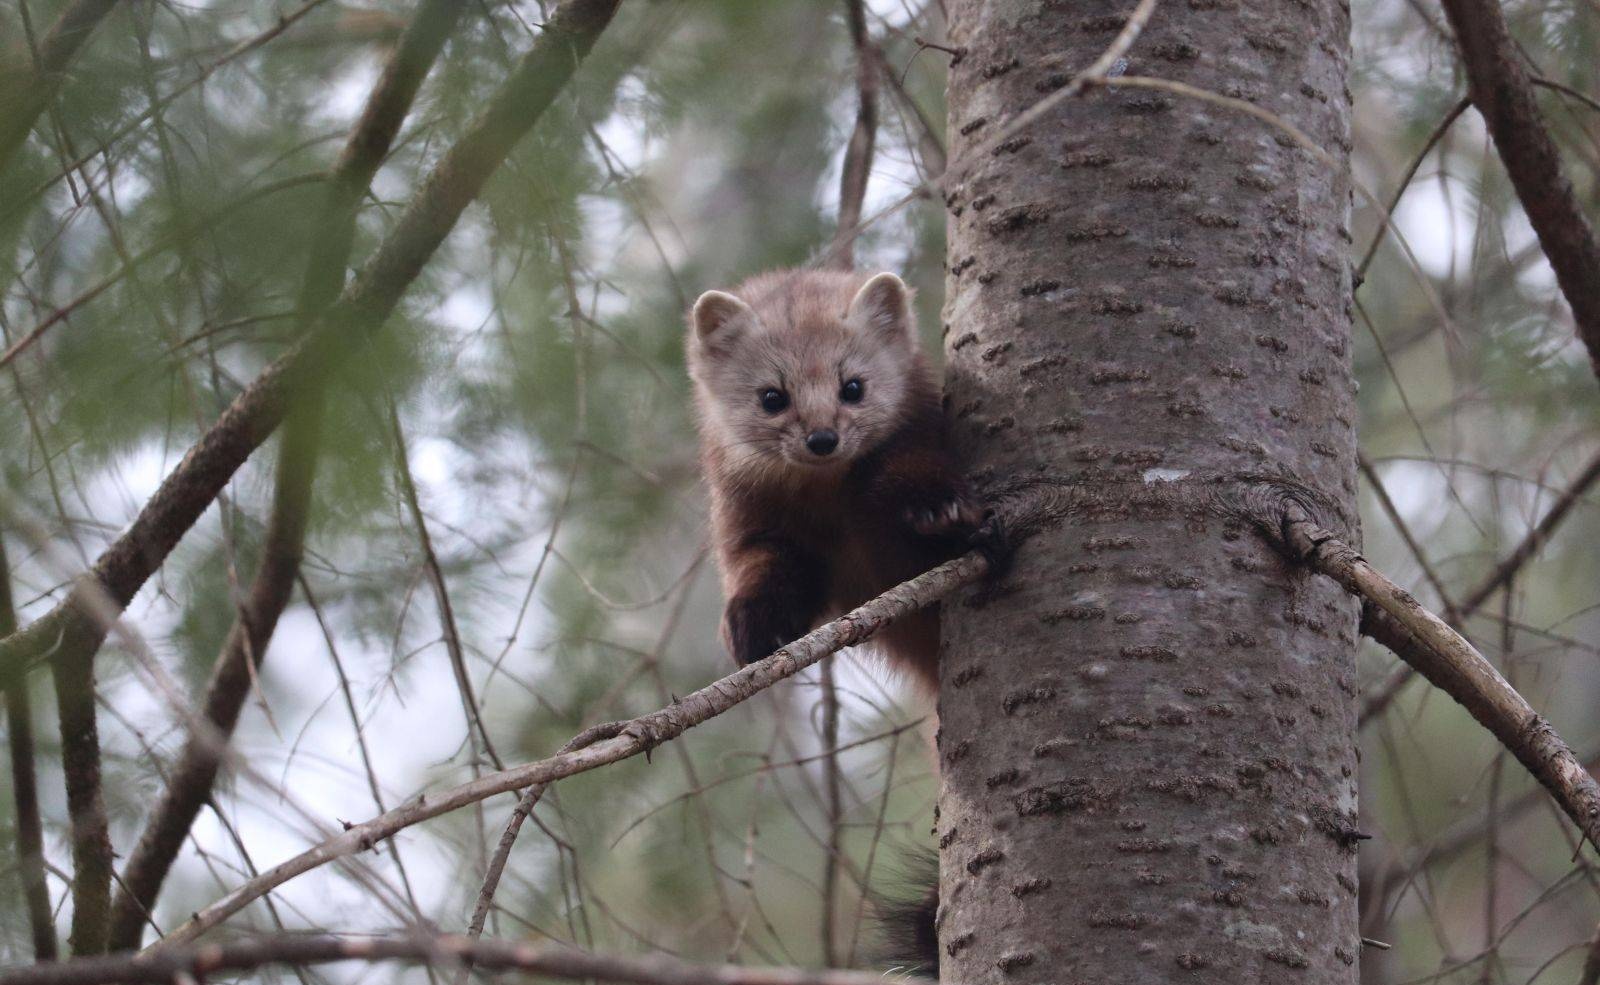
[[105, 0, 470, 948], [0, 0, 119, 173], [0, 0, 622, 691], [822, 0, 878, 271], [1439, 0, 1600, 378]]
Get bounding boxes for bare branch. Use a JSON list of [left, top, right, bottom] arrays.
[[1364, 748, 1600, 921], [806, 0, 1157, 268], [453, 728, 611, 985], [823, 0, 879, 271], [1, 536, 55, 961], [1261, 503, 1600, 854], [155, 549, 992, 948], [0, 0, 623, 689], [1439, 0, 1600, 378], [1357, 452, 1462, 624], [0, 933, 912, 985], [107, 0, 470, 947]]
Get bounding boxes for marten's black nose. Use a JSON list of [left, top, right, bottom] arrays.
[[806, 429, 839, 456]]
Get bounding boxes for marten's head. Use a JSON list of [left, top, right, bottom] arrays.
[[687, 269, 918, 481]]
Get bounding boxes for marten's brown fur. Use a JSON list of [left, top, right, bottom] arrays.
[[686, 268, 979, 692]]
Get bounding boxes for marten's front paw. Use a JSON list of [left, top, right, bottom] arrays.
[[969, 509, 1014, 577], [723, 595, 810, 665], [904, 492, 982, 539]]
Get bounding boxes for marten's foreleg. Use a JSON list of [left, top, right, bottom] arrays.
[[719, 536, 829, 666]]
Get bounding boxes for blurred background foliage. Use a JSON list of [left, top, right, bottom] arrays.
[[0, 1, 1597, 982]]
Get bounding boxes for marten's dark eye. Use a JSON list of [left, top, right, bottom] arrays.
[[839, 378, 864, 403], [759, 388, 789, 413]]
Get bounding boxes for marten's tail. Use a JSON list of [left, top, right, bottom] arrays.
[[875, 847, 940, 977]]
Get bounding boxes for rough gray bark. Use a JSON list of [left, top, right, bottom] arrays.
[[937, 2, 1360, 982]]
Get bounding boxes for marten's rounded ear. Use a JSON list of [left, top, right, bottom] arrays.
[[848, 272, 914, 343], [691, 290, 754, 347]]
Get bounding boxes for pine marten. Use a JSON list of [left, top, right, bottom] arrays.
[[686, 268, 987, 691]]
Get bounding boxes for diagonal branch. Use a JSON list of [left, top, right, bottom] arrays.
[[106, 0, 470, 949], [0, 933, 909, 985], [1438, 0, 1600, 378], [154, 548, 993, 948], [0, 0, 623, 692], [0, 0, 119, 173], [1359, 447, 1600, 723], [1256, 501, 1600, 854]]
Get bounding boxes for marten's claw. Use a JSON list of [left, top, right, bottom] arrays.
[[906, 495, 982, 538]]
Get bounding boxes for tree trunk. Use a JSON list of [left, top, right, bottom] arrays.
[[937, 1, 1360, 982]]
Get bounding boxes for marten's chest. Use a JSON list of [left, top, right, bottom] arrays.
[[758, 486, 932, 607]]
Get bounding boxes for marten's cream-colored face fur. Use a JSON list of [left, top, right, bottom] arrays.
[[688, 270, 917, 485]]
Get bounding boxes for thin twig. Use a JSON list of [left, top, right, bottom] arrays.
[[1356, 97, 1472, 280], [388, 399, 507, 772], [1360, 447, 1600, 723], [1, 0, 337, 221], [1357, 452, 1463, 624], [0, 933, 912, 985], [818, 658, 843, 966], [298, 576, 431, 939], [452, 719, 634, 985], [805, 0, 1158, 269]]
